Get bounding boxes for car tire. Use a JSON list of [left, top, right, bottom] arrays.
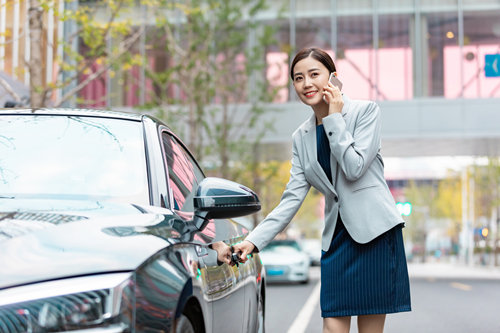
[[257, 292, 265, 333], [176, 314, 195, 333]]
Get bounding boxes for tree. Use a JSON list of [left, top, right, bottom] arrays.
[[403, 180, 438, 261], [469, 159, 500, 265], [147, 0, 284, 170], [143, 0, 287, 226], [433, 171, 463, 253], [235, 159, 324, 236], [28, 0, 44, 107], [404, 163, 500, 265]]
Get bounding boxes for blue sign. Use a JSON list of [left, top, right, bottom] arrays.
[[485, 54, 500, 77]]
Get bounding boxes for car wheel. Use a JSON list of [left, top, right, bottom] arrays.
[[257, 292, 265, 333], [176, 314, 195, 333]]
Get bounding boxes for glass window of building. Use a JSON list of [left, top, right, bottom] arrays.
[[335, 11, 375, 100], [295, 15, 333, 100], [460, 9, 500, 98], [420, 1, 460, 98], [377, 9, 414, 100], [295, 16, 332, 52]]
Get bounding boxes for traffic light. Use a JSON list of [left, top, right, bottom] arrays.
[[481, 227, 489, 238], [396, 202, 412, 216]]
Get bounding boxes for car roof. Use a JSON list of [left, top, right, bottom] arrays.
[[0, 108, 144, 121], [269, 239, 300, 245]]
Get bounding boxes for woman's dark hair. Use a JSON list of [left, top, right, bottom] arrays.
[[290, 47, 336, 80]]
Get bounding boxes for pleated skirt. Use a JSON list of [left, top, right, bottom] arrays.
[[320, 217, 412, 317]]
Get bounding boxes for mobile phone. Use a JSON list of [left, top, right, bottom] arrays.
[[323, 72, 343, 102], [328, 72, 343, 91]]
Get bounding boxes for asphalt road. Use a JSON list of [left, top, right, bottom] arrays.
[[265, 266, 500, 333]]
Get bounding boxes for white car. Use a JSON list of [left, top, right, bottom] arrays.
[[259, 240, 310, 284], [301, 238, 322, 266]]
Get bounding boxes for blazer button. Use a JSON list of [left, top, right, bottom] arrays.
[[334, 196, 338, 202], [328, 132, 333, 136]]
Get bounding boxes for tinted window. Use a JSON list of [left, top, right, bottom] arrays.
[[0, 115, 149, 204], [162, 133, 204, 215]]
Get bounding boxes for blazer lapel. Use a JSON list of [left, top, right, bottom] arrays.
[[330, 93, 351, 188], [303, 115, 337, 194], [329, 94, 352, 187]]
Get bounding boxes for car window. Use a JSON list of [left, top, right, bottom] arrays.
[[0, 115, 149, 204], [261, 245, 301, 254], [161, 133, 204, 216], [262, 240, 302, 252]]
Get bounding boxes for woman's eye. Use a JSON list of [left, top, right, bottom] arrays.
[[295, 77, 303, 82], [311, 72, 319, 77]]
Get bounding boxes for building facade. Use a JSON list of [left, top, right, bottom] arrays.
[[264, 0, 500, 103], [2, 0, 500, 156]]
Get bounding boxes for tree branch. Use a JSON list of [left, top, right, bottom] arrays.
[[0, 77, 23, 104], [51, 0, 128, 98], [55, 29, 143, 107]]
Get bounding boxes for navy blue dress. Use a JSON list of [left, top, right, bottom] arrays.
[[316, 124, 411, 317]]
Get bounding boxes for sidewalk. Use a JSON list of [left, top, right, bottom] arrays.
[[407, 262, 500, 280]]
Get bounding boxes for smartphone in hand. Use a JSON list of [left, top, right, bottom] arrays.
[[323, 72, 343, 102], [328, 72, 343, 91]]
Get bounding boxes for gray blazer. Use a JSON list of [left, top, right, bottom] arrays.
[[246, 94, 404, 252]]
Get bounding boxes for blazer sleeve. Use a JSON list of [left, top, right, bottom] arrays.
[[245, 136, 311, 251], [322, 101, 381, 181]]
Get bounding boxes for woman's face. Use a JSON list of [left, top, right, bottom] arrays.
[[292, 56, 330, 106]]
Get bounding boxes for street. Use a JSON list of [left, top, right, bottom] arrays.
[[266, 266, 500, 333]]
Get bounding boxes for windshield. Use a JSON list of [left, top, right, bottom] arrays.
[[261, 240, 302, 253], [261, 245, 301, 254], [0, 115, 149, 204]]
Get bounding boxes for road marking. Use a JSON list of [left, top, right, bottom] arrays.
[[287, 281, 321, 333], [450, 282, 472, 291]]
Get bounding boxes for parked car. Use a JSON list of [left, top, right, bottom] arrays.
[[300, 238, 322, 266], [259, 239, 310, 284], [0, 108, 265, 333]]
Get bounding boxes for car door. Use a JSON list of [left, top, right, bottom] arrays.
[[160, 130, 247, 332]]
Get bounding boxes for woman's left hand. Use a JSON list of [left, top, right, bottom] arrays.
[[323, 82, 344, 115]]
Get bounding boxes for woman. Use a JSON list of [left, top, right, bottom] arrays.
[[233, 47, 411, 333]]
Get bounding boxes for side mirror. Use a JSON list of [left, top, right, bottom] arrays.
[[192, 177, 261, 230]]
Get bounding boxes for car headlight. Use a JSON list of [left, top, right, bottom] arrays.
[[0, 273, 134, 332]]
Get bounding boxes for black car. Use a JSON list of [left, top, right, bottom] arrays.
[[0, 109, 265, 333]]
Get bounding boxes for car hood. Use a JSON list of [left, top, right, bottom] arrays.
[[0, 199, 195, 289]]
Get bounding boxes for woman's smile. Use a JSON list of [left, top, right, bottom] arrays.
[[304, 90, 319, 98]]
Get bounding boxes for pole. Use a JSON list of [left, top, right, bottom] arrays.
[[461, 168, 468, 264], [468, 168, 475, 266]]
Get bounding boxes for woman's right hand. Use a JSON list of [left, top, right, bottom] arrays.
[[210, 241, 232, 265], [232, 240, 255, 263], [323, 81, 344, 115]]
